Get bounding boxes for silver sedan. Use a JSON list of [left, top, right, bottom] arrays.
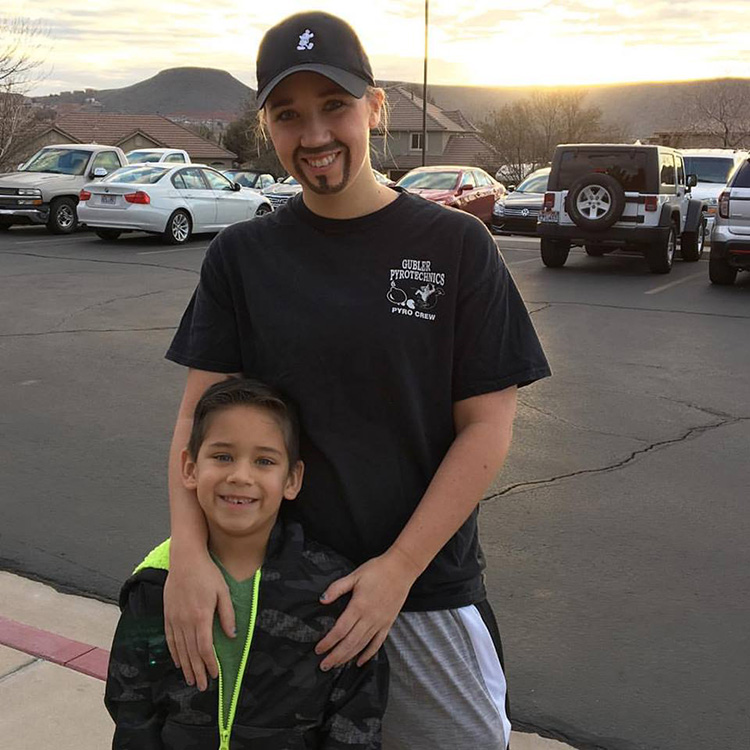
[[78, 163, 273, 244]]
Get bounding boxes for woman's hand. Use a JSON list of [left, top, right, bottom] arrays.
[[315, 546, 421, 670], [164, 548, 236, 691]]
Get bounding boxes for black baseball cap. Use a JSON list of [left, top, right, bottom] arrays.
[[255, 12, 375, 109]]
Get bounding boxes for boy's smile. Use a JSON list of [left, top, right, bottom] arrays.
[[182, 405, 303, 542]]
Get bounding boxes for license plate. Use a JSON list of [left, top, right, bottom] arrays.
[[539, 211, 558, 223], [101, 195, 117, 205]]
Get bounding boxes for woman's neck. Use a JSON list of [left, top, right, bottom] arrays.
[[302, 173, 397, 220]]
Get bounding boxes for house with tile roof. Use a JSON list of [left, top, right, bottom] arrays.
[[11, 113, 236, 168], [371, 87, 500, 179]]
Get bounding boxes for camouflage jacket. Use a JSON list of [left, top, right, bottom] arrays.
[[105, 518, 388, 749]]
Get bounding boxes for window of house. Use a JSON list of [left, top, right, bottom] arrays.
[[410, 132, 424, 151]]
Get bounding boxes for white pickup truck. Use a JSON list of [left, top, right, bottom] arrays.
[[0, 144, 128, 234]]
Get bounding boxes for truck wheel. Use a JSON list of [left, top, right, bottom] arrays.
[[0, 221, 12, 231], [708, 256, 737, 285], [162, 209, 192, 245], [95, 229, 122, 241], [254, 203, 272, 217], [585, 244, 607, 257], [646, 222, 676, 274], [567, 174, 626, 231], [680, 217, 706, 262], [541, 238, 570, 268], [47, 197, 78, 234]]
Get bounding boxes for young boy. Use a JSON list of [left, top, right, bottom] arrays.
[[105, 378, 388, 750]]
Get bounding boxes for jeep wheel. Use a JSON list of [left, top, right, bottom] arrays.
[[162, 209, 192, 245], [47, 197, 78, 235], [680, 217, 706, 262], [95, 229, 122, 241], [585, 244, 607, 257], [709, 256, 737, 285], [646, 222, 677, 274], [254, 203, 272, 217], [567, 174, 626, 231], [0, 221, 12, 231], [541, 239, 570, 268]]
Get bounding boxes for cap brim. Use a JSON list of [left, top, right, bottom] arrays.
[[256, 64, 370, 108]]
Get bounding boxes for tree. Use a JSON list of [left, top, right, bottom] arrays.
[[481, 100, 535, 183], [223, 99, 283, 175], [683, 79, 750, 148], [0, 18, 47, 171]]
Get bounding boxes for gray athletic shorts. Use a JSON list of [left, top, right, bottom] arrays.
[[382, 601, 511, 750]]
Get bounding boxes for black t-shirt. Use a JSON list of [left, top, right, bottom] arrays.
[[166, 191, 551, 611]]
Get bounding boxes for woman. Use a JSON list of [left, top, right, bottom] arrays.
[[163, 11, 551, 749]]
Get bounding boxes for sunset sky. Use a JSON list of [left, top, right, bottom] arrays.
[[5, 0, 750, 95]]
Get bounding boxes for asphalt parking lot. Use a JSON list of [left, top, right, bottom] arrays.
[[1, 225, 748, 750]]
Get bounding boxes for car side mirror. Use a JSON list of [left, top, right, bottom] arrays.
[[459, 184, 474, 193], [92, 167, 108, 178], [232, 182, 242, 191], [17, 163, 25, 171], [686, 174, 698, 188], [507, 184, 516, 193]]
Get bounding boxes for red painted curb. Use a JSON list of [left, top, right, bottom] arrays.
[[0, 614, 109, 681]]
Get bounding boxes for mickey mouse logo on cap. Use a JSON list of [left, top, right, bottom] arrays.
[[297, 29, 314, 51]]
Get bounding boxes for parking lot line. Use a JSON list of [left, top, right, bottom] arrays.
[[508, 257, 541, 267], [644, 270, 707, 295], [137, 245, 209, 256]]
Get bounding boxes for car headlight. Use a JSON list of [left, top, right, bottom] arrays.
[[493, 202, 505, 215], [18, 188, 42, 196], [706, 197, 718, 206]]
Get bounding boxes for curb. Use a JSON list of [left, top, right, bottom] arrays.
[[0, 614, 109, 680]]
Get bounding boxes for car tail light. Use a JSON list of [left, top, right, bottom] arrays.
[[718, 191, 730, 219], [124, 191, 150, 204], [644, 196, 658, 212], [79, 189, 91, 201], [543, 192, 555, 210]]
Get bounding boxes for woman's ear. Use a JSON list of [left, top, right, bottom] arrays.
[[283, 460, 305, 501], [181, 448, 198, 490], [367, 87, 385, 130]]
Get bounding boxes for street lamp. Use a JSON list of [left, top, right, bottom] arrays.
[[421, 0, 429, 167]]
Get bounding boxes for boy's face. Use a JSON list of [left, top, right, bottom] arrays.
[[182, 405, 303, 540], [264, 71, 382, 196]]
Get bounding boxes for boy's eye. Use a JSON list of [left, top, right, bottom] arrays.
[[256, 457, 275, 466], [213, 454, 232, 462]]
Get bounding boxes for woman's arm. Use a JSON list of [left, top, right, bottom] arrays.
[[315, 385, 518, 669], [164, 367, 239, 690]]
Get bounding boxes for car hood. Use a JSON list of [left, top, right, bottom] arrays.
[[0, 171, 83, 188], [263, 183, 302, 196], [499, 192, 544, 208], [691, 184, 724, 202], [407, 188, 456, 202]]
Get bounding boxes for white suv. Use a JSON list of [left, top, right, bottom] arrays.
[[680, 149, 749, 228], [709, 156, 750, 285], [538, 144, 706, 274]]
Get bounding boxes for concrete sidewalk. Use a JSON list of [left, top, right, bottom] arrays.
[[0, 571, 575, 750]]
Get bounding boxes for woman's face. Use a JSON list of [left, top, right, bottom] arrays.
[[264, 72, 382, 197]]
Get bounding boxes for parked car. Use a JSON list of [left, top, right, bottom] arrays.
[[537, 143, 706, 273], [372, 169, 396, 187], [395, 166, 505, 225], [709, 156, 750, 285], [0, 144, 128, 233], [262, 175, 302, 209], [491, 167, 550, 236], [77, 163, 272, 245], [222, 169, 276, 191], [125, 148, 191, 165], [679, 149, 749, 228]]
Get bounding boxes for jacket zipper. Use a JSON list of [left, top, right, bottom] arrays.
[[216, 569, 262, 750]]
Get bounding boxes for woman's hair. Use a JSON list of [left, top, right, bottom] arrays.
[[187, 377, 300, 466]]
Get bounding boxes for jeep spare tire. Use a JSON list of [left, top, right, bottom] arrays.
[[567, 173, 626, 231]]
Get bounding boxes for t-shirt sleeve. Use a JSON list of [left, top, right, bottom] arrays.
[[452, 220, 551, 401], [165, 233, 243, 373]]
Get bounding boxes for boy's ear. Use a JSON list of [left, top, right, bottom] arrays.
[[181, 448, 198, 490], [283, 460, 304, 501]]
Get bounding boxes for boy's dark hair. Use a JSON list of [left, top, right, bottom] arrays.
[[187, 378, 300, 466]]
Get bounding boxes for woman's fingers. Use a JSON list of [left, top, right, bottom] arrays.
[[216, 586, 237, 640], [319, 572, 355, 605], [319, 619, 377, 671], [184, 626, 209, 691], [164, 621, 180, 669], [172, 627, 196, 686], [315, 605, 358, 656], [356, 630, 388, 667]]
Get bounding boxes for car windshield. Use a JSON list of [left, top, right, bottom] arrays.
[[22, 148, 92, 175], [557, 150, 648, 192], [281, 176, 299, 185], [516, 171, 549, 194], [683, 157, 736, 184], [127, 151, 163, 164], [397, 171, 459, 190], [104, 166, 168, 184]]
